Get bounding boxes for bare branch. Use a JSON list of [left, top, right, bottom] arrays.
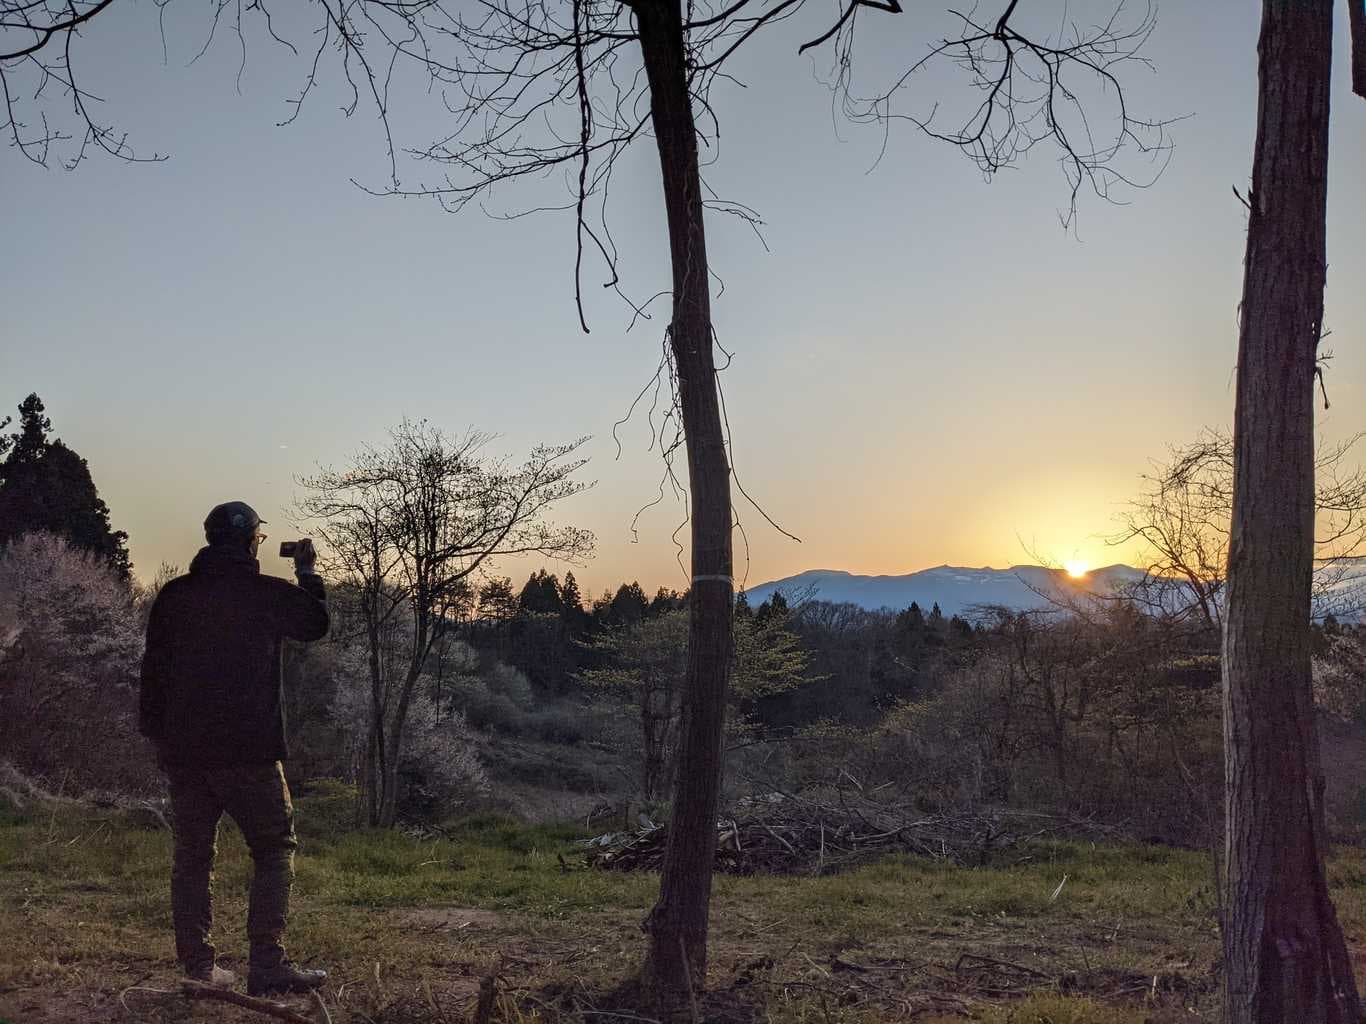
[[1112, 427, 1366, 628]]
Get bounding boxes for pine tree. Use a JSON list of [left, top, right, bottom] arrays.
[[607, 581, 649, 626], [0, 394, 132, 582], [734, 590, 753, 620], [885, 602, 929, 696], [477, 576, 518, 622], [927, 602, 945, 629], [732, 601, 809, 730], [2, 394, 49, 469], [755, 591, 788, 626], [560, 571, 584, 615], [518, 569, 563, 614], [923, 602, 946, 648], [648, 587, 684, 617], [559, 571, 588, 636], [897, 602, 926, 634]]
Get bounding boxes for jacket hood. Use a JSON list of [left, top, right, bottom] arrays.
[[189, 544, 261, 575]]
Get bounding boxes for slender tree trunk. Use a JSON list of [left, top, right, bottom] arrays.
[[1223, 4, 1359, 1021], [377, 648, 426, 827], [362, 724, 388, 827], [378, 738, 402, 827], [366, 621, 389, 827], [356, 733, 377, 827], [632, 0, 734, 1007], [642, 697, 663, 802], [1351, 0, 1366, 99]]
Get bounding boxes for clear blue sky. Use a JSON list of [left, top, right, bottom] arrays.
[[4, 0, 1365, 596]]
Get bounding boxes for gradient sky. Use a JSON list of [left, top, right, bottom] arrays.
[[5, 0, 1366, 598]]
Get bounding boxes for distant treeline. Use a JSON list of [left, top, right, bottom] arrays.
[[465, 567, 979, 731]]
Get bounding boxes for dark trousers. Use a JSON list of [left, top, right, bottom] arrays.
[[165, 761, 297, 972]]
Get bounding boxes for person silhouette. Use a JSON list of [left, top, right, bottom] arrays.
[[139, 501, 329, 995]]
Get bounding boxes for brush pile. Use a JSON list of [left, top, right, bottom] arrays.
[[581, 795, 1116, 876]]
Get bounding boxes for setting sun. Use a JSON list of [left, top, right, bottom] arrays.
[[1064, 559, 1089, 579]]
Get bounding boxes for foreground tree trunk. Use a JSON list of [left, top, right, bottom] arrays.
[[378, 736, 403, 827], [1223, 4, 1359, 1021], [631, 0, 734, 1007], [1352, 0, 1366, 99]]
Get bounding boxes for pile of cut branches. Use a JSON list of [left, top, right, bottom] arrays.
[[581, 795, 1119, 875]]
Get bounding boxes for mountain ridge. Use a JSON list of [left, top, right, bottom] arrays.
[[742, 563, 1145, 617]]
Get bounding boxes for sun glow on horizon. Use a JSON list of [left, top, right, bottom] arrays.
[[1064, 559, 1090, 579]]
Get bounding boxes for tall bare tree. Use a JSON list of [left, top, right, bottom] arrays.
[[298, 421, 592, 827], [7, 0, 1165, 1005], [400, 4, 1163, 1002], [1222, 4, 1366, 1021]]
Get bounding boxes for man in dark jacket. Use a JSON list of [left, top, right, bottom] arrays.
[[139, 501, 329, 996]]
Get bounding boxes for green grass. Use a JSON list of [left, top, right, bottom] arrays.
[[4, 789, 1357, 1022]]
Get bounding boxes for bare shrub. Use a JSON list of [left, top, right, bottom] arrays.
[[396, 698, 490, 822], [328, 643, 490, 822], [447, 667, 533, 734], [1314, 628, 1366, 723], [0, 532, 155, 794]]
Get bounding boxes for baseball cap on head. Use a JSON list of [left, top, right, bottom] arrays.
[[204, 501, 267, 543]]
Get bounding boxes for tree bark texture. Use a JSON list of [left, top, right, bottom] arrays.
[[632, 0, 734, 1007], [1351, 0, 1366, 99], [378, 738, 402, 827], [1223, 4, 1359, 1022]]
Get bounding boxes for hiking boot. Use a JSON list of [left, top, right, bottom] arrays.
[[185, 963, 239, 989], [248, 961, 327, 997]]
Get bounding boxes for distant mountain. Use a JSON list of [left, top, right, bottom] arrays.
[[742, 564, 1148, 617]]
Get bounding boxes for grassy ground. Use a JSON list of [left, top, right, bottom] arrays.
[[2, 783, 1362, 1023]]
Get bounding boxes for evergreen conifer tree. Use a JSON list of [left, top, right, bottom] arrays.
[[477, 576, 519, 622], [734, 591, 752, 620], [924, 602, 946, 647], [607, 581, 649, 626], [518, 569, 563, 614], [3, 394, 49, 467], [0, 394, 131, 582], [755, 591, 789, 626], [560, 571, 583, 614], [897, 602, 926, 634], [559, 571, 589, 635], [648, 587, 685, 617]]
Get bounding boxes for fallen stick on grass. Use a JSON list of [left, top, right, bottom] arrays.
[[180, 980, 319, 1024]]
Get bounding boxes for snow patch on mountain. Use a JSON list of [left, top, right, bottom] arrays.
[[742, 564, 1146, 617], [744, 561, 1366, 619]]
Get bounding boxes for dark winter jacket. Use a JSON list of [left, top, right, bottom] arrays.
[[139, 544, 328, 766]]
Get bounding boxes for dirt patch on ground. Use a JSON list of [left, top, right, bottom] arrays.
[[0, 987, 124, 1023]]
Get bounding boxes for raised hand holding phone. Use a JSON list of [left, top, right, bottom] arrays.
[[279, 539, 318, 576]]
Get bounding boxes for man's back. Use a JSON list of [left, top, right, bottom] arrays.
[[140, 545, 328, 766], [140, 503, 331, 995]]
